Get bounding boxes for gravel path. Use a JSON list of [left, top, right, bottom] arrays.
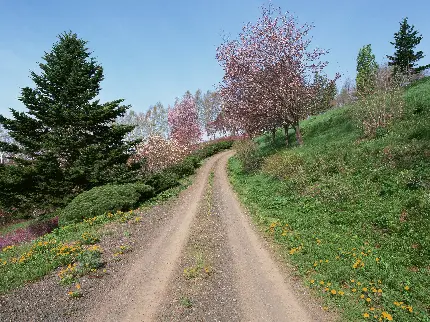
[[0, 151, 332, 321]]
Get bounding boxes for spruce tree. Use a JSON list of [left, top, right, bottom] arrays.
[[387, 18, 430, 73], [0, 32, 136, 210]]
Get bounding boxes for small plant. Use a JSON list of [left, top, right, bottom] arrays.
[[75, 245, 103, 274], [58, 263, 79, 285], [68, 283, 83, 298], [183, 251, 212, 279], [113, 244, 132, 260], [180, 296, 192, 308], [80, 232, 99, 245], [183, 266, 200, 279]]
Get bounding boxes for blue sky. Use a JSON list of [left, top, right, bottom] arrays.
[[0, 0, 429, 116]]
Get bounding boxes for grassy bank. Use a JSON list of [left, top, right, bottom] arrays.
[[0, 177, 191, 295], [228, 78, 430, 321]]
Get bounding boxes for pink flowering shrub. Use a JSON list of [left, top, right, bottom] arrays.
[[131, 136, 190, 174], [0, 216, 58, 249]]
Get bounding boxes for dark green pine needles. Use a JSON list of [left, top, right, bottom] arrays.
[[0, 31, 137, 211]]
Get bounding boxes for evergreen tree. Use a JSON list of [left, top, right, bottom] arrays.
[[387, 18, 430, 73], [0, 32, 136, 211], [356, 44, 378, 96]]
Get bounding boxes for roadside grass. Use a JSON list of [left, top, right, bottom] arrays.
[[228, 78, 430, 321], [0, 177, 191, 296]]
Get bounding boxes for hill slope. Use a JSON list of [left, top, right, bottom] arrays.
[[228, 77, 430, 321]]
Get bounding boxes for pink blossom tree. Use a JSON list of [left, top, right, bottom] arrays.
[[168, 92, 202, 147], [216, 3, 339, 145]]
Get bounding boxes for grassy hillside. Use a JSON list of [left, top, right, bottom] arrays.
[[228, 77, 430, 321]]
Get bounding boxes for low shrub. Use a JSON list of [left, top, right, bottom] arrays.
[[168, 157, 196, 177], [262, 152, 305, 180], [193, 138, 234, 160], [233, 138, 262, 173], [352, 66, 407, 137], [59, 183, 153, 226], [0, 217, 59, 248], [145, 171, 180, 194]]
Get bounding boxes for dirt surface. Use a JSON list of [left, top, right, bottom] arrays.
[[0, 151, 332, 321]]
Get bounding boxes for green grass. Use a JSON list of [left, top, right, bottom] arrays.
[[228, 78, 430, 321]]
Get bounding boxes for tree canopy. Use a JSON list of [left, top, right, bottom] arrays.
[[387, 18, 430, 74]]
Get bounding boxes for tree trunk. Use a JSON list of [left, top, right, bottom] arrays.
[[271, 127, 276, 142], [294, 123, 303, 145], [283, 124, 289, 147]]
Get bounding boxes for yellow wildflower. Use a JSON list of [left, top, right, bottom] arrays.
[[363, 313, 370, 318], [381, 311, 393, 321]]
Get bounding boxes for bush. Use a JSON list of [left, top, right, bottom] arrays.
[[233, 139, 262, 173], [168, 157, 196, 177], [261, 152, 305, 180], [0, 217, 59, 249], [191, 137, 235, 160], [144, 171, 180, 194], [59, 183, 154, 226], [352, 66, 407, 137]]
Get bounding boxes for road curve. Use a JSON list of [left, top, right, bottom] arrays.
[[85, 150, 327, 321]]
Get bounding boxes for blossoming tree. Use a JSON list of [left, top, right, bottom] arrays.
[[168, 92, 202, 147], [216, 3, 338, 145]]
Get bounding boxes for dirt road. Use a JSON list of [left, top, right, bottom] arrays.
[[0, 151, 329, 322], [85, 151, 327, 321]]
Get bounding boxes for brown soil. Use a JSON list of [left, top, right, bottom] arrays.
[[0, 151, 333, 322]]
